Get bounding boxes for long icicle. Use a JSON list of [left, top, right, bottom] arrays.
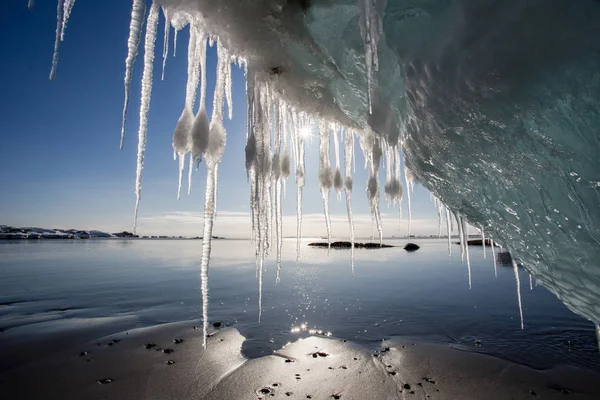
[[491, 239, 498, 277], [445, 207, 452, 256], [133, 1, 159, 234], [462, 217, 472, 289], [512, 259, 525, 329], [60, 0, 76, 41], [160, 6, 170, 81], [319, 121, 333, 246], [49, 0, 65, 81], [200, 40, 228, 346], [344, 129, 355, 276], [200, 165, 216, 347], [120, 0, 146, 150]]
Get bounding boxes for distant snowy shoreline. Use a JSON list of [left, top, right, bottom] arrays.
[[0, 225, 220, 240]]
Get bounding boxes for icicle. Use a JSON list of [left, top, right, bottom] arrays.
[[49, 0, 64, 81], [160, 6, 170, 81], [28, 0, 34, 10], [225, 55, 233, 120], [404, 166, 413, 238], [344, 129, 355, 272], [445, 207, 452, 256], [491, 239, 498, 277], [333, 126, 343, 200], [187, 152, 193, 194], [120, 0, 146, 150], [319, 121, 333, 245], [481, 227, 487, 259], [133, 1, 159, 233], [199, 40, 228, 346], [462, 217, 472, 289], [200, 165, 216, 347], [595, 324, 600, 353], [529, 273, 533, 291], [176, 152, 185, 200], [358, 0, 383, 114], [60, 0, 76, 41], [173, 28, 178, 56], [512, 260, 525, 329], [191, 33, 210, 162]]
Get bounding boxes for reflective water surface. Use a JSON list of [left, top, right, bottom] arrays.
[[0, 238, 598, 372]]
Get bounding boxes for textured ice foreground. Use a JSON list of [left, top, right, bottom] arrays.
[[33, 1, 600, 335]]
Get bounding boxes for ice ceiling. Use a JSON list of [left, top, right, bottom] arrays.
[[33, 0, 600, 345]]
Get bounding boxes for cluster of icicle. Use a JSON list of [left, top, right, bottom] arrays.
[[34, 0, 529, 346]]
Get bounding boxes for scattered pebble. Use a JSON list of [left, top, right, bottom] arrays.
[[97, 378, 113, 385], [144, 343, 156, 349], [162, 348, 174, 354], [328, 367, 333, 370], [332, 394, 341, 399], [403, 384, 411, 390], [381, 347, 390, 352], [340, 366, 347, 370], [285, 392, 293, 396], [213, 321, 222, 328], [79, 351, 88, 357], [285, 359, 294, 363], [272, 383, 279, 387], [166, 360, 175, 365], [353, 357, 358, 361], [173, 338, 184, 344], [306, 396, 312, 399], [475, 339, 482, 346], [389, 371, 397, 376], [409, 391, 415, 394], [417, 382, 423, 387]]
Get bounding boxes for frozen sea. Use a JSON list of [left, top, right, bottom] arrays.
[[0, 238, 598, 373]]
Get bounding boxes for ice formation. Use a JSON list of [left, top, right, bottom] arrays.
[[34, 0, 600, 344]]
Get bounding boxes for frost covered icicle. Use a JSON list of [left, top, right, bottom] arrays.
[[291, 112, 307, 260], [191, 31, 210, 165], [512, 259, 525, 329], [199, 39, 229, 347], [318, 121, 333, 246], [333, 127, 343, 201], [529, 273, 533, 291], [245, 75, 274, 319], [60, 0, 76, 41], [133, 2, 159, 233], [384, 144, 403, 211], [272, 97, 284, 282], [49, 0, 64, 81], [445, 206, 452, 256], [491, 239, 498, 277], [595, 324, 600, 353], [358, 0, 384, 114], [160, 6, 170, 81], [403, 166, 414, 238], [480, 227, 487, 259], [360, 132, 383, 244], [120, 0, 146, 150], [344, 129, 356, 276]]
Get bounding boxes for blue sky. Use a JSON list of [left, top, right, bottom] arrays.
[[0, 1, 440, 237]]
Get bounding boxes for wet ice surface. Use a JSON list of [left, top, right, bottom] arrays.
[[0, 239, 598, 373]]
